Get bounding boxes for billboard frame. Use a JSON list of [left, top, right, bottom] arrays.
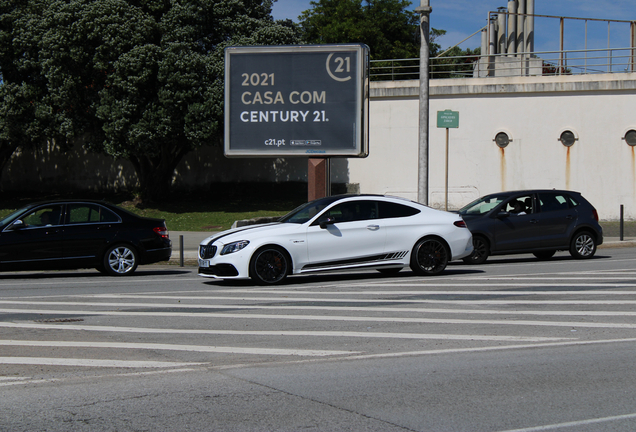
[[224, 44, 369, 158]]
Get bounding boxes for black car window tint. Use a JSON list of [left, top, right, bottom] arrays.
[[378, 201, 420, 219], [538, 193, 570, 212], [21, 205, 63, 227], [68, 204, 119, 224], [566, 194, 580, 207]]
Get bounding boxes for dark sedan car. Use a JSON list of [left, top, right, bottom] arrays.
[[458, 190, 603, 264], [0, 200, 171, 275]]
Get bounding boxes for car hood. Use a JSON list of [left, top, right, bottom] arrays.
[[199, 222, 297, 246]]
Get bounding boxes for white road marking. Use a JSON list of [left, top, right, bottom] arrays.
[[495, 411, 636, 431], [3, 307, 636, 328], [4, 299, 636, 315], [0, 340, 355, 357], [0, 357, 201, 368], [0, 323, 573, 342]]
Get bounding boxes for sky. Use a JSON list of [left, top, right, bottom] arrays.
[[271, 0, 636, 54]]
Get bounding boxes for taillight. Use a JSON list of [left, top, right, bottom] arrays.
[[153, 226, 169, 239], [454, 220, 467, 228], [592, 208, 599, 222]]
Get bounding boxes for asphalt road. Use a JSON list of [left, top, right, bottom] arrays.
[[2, 247, 636, 431]]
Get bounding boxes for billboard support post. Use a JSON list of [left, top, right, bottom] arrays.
[[415, 1, 432, 205], [308, 158, 330, 201]]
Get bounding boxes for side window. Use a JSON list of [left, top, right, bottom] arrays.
[[538, 193, 571, 213], [67, 204, 120, 224], [378, 201, 420, 219], [321, 201, 378, 223], [21, 205, 63, 228], [504, 195, 533, 215]]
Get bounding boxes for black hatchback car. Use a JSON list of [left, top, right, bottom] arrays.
[[0, 200, 171, 275], [458, 190, 603, 264]]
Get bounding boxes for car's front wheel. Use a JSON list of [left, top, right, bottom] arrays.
[[570, 231, 597, 259], [249, 246, 290, 285], [102, 244, 138, 276], [462, 236, 489, 264], [410, 237, 449, 276]]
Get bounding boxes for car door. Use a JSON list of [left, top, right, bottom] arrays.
[[305, 200, 387, 268], [536, 192, 579, 248], [0, 204, 65, 267], [491, 194, 545, 251], [61, 203, 121, 263]]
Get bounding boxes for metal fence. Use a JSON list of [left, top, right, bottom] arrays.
[[370, 46, 636, 81]]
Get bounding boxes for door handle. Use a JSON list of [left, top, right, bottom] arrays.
[[367, 225, 380, 231], [97, 225, 112, 230], [565, 215, 574, 220], [529, 219, 538, 224]]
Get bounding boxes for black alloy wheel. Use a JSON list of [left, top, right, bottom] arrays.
[[249, 246, 290, 284], [462, 236, 489, 264], [570, 231, 597, 259], [410, 237, 449, 276]]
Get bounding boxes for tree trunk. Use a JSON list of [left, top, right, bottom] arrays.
[[130, 142, 191, 203]]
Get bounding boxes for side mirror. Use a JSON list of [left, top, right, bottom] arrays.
[[497, 211, 510, 219], [8, 219, 25, 230], [319, 217, 336, 229]]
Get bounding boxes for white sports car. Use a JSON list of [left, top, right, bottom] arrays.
[[198, 194, 473, 284]]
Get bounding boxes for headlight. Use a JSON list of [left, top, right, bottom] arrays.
[[221, 240, 250, 255]]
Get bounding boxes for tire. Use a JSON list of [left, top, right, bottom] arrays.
[[102, 244, 138, 276], [570, 231, 597, 259], [462, 236, 489, 264], [249, 246, 290, 285], [410, 237, 449, 276], [377, 268, 402, 275], [533, 250, 556, 260]]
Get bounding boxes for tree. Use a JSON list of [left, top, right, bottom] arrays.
[[299, 0, 420, 60], [0, 0, 301, 201]]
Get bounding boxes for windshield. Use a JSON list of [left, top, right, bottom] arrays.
[[0, 206, 29, 227], [458, 195, 507, 215], [278, 196, 342, 224]]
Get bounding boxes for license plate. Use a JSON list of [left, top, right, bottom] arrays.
[[198, 259, 209, 268]]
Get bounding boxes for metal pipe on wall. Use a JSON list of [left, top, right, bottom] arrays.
[[497, 8, 507, 54], [516, 0, 526, 54], [525, 0, 535, 54], [507, 0, 517, 56]]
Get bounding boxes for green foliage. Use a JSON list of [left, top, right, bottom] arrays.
[[299, 0, 420, 60], [0, 0, 302, 200]]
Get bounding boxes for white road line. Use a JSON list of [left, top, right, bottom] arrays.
[[0, 277, 201, 288], [0, 340, 355, 357], [0, 357, 202, 368], [0, 323, 573, 342], [495, 412, 636, 432], [5, 299, 636, 315], [154, 289, 636, 296], [3, 308, 636, 328], [335, 337, 636, 361], [84, 293, 636, 302]]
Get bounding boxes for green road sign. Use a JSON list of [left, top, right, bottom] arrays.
[[437, 110, 459, 128]]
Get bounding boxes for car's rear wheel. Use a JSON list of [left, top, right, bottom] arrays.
[[533, 250, 556, 260], [410, 237, 449, 276], [102, 244, 138, 276], [570, 231, 597, 259], [249, 246, 290, 284], [462, 236, 489, 264]]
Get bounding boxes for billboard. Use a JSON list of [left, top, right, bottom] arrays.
[[224, 44, 369, 158]]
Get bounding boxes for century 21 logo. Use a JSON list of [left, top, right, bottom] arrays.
[[326, 53, 352, 82]]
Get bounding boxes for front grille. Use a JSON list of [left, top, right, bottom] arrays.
[[199, 244, 217, 259]]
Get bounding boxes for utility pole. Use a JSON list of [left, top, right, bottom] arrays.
[[415, 0, 432, 205]]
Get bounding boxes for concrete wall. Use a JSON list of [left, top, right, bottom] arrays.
[[349, 73, 636, 220]]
